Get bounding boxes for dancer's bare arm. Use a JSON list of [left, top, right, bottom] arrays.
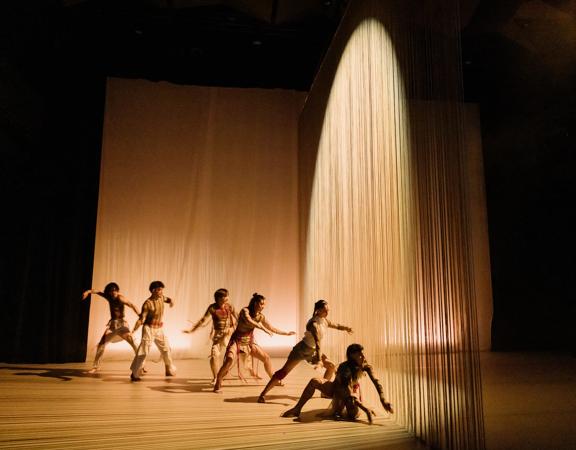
[[240, 309, 273, 336], [132, 302, 148, 334], [262, 318, 296, 336], [364, 364, 393, 413], [81, 289, 104, 300], [117, 294, 140, 316], [184, 307, 211, 333], [327, 319, 353, 334]]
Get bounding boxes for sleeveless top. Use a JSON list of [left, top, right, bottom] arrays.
[[105, 295, 125, 320], [210, 303, 235, 332], [142, 296, 170, 327]]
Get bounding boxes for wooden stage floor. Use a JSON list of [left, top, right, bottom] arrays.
[[0, 358, 422, 450]]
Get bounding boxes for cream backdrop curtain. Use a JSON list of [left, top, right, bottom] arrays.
[[88, 78, 304, 361]]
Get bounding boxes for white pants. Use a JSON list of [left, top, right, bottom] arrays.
[[130, 325, 175, 376]]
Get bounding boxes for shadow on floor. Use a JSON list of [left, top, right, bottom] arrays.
[[289, 408, 380, 426], [0, 366, 99, 382], [224, 394, 300, 406], [148, 380, 213, 393]]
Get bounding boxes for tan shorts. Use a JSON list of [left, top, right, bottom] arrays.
[[287, 341, 317, 363]]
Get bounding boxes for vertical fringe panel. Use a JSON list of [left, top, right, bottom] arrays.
[[299, 1, 485, 448]]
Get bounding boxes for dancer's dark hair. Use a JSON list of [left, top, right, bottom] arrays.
[[214, 288, 229, 301], [346, 343, 364, 360], [248, 293, 265, 316], [104, 282, 120, 296], [149, 280, 165, 292], [313, 299, 328, 315]]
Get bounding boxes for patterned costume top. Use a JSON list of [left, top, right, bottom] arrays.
[[140, 296, 172, 328], [301, 316, 346, 349], [203, 303, 236, 342]]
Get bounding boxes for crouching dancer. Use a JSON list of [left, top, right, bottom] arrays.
[[130, 281, 177, 381], [282, 343, 393, 423]]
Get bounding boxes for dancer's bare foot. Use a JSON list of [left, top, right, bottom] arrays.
[[365, 410, 374, 424], [248, 369, 262, 380], [130, 373, 141, 382], [86, 368, 98, 374], [281, 408, 300, 418], [257, 395, 266, 404]]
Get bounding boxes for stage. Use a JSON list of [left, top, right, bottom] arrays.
[[0, 358, 422, 450], [2, 353, 575, 449]]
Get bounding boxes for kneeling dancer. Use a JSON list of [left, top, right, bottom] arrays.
[[282, 343, 393, 424]]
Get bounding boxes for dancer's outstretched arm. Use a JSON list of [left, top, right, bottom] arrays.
[[364, 364, 393, 413], [240, 308, 273, 336], [261, 318, 296, 336], [117, 294, 140, 316], [327, 319, 353, 334], [81, 289, 104, 300], [184, 307, 211, 333]]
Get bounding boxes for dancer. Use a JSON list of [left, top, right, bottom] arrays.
[[183, 288, 238, 383], [282, 343, 393, 424], [130, 281, 177, 381], [258, 299, 352, 403], [213, 293, 296, 392], [82, 282, 140, 373]]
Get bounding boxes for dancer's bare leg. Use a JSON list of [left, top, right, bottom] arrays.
[[87, 331, 113, 373], [258, 358, 301, 403], [321, 356, 336, 380], [282, 378, 330, 417], [210, 356, 219, 382], [247, 355, 262, 380], [210, 344, 222, 382], [319, 356, 336, 398], [214, 355, 234, 392], [87, 343, 106, 373], [352, 398, 375, 424], [124, 334, 138, 353], [250, 345, 273, 378]]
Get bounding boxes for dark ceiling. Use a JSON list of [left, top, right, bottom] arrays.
[[3, 0, 349, 91], [2, 0, 575, 93]]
